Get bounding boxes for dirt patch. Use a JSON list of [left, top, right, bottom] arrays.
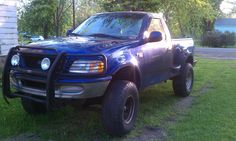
[[122, 126, 167, 141], [197, 82, 213, 95], [173, 96, 194, 113], [161, 96, 194, 128], [125, 96, 194, 141]]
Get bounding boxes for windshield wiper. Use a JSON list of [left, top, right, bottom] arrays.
[[87, 33, 123, 39], [69, 33, 84, 37]]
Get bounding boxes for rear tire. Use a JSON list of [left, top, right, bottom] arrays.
[[102, 80, 139, 136], [172, 63, 194, 97], [21, 98, 47, 115]]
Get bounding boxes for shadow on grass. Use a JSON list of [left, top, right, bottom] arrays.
[[0, 82, 180, 141]]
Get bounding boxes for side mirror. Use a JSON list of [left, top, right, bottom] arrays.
[[66, 29, 73, 36], [149, 31, 162, 42]]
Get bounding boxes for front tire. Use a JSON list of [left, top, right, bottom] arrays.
[[172, 63, 194, 97], [102, 80, 139, 136], [21, 98, 47, 114]]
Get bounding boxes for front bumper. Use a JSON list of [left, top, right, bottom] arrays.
[[11, 77, 110, 99], [2, 47, 109, 110]]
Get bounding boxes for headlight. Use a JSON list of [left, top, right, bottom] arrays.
[[41, 58, 51, 70], [11, 54, 20, 66], [69, 60, 104, 74]]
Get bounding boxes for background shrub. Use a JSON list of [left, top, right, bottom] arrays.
[[201, 31, 236, 47]]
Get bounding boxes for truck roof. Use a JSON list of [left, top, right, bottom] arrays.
[[96, 11, 163, 19]]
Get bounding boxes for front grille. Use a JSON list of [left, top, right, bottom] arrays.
[[23, 55, 42, 69], [21, 53, 55, 69], [21, 79, 46, 90]]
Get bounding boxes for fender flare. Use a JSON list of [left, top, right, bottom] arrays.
[[111, 63, 142, 89]]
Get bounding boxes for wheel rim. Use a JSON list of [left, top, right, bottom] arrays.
[[123, 95, 135, 124], [186, 70, 193, 91]]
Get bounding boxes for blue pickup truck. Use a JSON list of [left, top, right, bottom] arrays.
[[2, 12, 196, 135]]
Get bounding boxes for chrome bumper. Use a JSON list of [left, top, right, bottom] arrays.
[[11, 80, 110, 99]]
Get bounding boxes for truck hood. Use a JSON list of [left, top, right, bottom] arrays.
[[25, 36, 137, 55]]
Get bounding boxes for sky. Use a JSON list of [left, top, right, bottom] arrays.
[[220, 0, 236, 14]]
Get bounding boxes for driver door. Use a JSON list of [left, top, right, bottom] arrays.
[[143, 18, 172, 85]]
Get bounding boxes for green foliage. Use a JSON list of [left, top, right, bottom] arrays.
[[18, 0, 73, 38], [18, 0, 57, 38], [54, 0, 73, 37], [101, 0, 222, 38], [201, 31, 236, 47], [103, 0, 161, 11], [167, 0, 216, 37], [18, 0, 223, 38], [75, 0, 104, 24], [18, 0, 103, 38], [18, 34, 31, 45]]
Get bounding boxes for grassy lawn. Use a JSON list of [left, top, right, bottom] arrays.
[[168, 59, 236, 140], [0, 58, 236, 141]]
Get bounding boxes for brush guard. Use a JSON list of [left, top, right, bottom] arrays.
[[2, 46, 66, 111]]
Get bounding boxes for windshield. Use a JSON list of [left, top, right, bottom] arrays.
[[72, 14, 145, 39]]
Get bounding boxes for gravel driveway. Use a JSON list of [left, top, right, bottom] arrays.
[[195, 47, 236, 59]]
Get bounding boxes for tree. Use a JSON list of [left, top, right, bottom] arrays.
[[19, 0, 56, 38], [18, 0, 223, 38], [164, 0, 217, 37], [102, 0, 161, 11], [18, 0, 73, 38], [54, 0, 73, 37], [101, 0, 223, 38], [75, 0, 103, 24]]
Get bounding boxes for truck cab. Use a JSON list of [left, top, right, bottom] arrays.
[[2, 11, 196, 136]]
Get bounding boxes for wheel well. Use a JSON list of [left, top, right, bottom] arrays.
[[186, 56, 193, 65], [112, 66, 141, 89]]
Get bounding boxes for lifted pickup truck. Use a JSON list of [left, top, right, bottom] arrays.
[[2, 12, 196, 136]]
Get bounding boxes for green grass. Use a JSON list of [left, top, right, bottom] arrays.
[[167, 59, 236, 141], [0, 82, 178, 141], [0, 58, 235, 140]]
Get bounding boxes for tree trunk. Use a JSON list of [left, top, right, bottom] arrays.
[[72, 0, 75, 29], [178, 18, 185, 37], [43, 24, 48, 39], [55, 7, 60, 37]]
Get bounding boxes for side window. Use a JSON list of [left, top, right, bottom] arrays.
[[147, 18, 166, 40]]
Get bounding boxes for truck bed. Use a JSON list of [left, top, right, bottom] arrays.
[[172, 38, 194, 49]]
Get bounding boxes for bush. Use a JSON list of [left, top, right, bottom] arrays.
[[201, 31, 236, 48]]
